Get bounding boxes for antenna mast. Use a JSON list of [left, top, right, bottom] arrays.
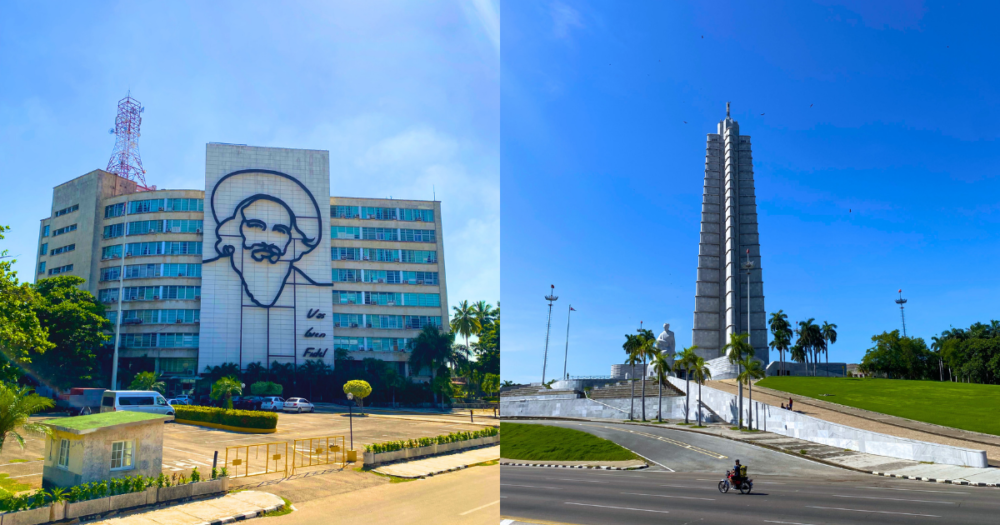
[[895, 289, 908, 337], [106, 93, 153, 191]]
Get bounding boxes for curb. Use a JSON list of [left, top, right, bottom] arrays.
[[206, 503, 285, 524], [390, 463, 475, 479], [499, 461, 647, 471], [870, 471, 1000, 488]]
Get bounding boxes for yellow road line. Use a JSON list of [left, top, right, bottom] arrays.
[[579, 424, 728, 460]]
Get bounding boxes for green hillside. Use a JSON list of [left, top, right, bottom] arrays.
[[500, 423, 638, 461], [757, 376, 1000, 436]]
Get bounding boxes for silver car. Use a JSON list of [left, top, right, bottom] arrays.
[[282, 398, 314, 413], [100, 390, 175, 416]]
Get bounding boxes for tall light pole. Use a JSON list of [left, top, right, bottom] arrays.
[[541, 285, 558, 384], [741, 249, 754, 429], [562, 305, 575, 380], [111, 200, 130, 390], [895, 289, 908, 337]]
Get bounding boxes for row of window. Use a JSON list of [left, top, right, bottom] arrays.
[[50, 244, 75, 256], [45, 264, 73, 276], [331, 206, 434, 222], [55, 438, 133, 471], [105, 198, 204, 218], [333, 291, 441, 307], [334, 337, 410, 352], [54, 204, 79, 217], [331, 314, 442, 330], [40, 243, 46, 256], [98, 286, 201, 303], [104, 220, 203, 238], [52, 224, 76, 237], [332, 248, 437, 264], [119, 332, 199, 348], [102, 241, 203, 259], [100, 263, 202, 282], [331, 227, 436, 243], [332, 269, 438, 285], [107, 309, 200, 325]]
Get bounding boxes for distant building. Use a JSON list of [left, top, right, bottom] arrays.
[[35, 144, 449, 391]]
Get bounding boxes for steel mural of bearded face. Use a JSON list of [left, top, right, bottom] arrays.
[[207, 170, 324, 307]]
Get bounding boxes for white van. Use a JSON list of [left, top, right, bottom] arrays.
[[100, 391, 175, 416]]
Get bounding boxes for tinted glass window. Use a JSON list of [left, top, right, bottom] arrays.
[[102, 396, 114, 407]]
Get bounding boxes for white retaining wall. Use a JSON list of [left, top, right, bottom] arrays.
[[666, 376, 988, 468], [501, 394, 709, 421]]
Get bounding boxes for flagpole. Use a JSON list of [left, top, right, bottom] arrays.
[[562, 305, 574, 380]]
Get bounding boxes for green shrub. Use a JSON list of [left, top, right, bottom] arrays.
[[364, 426, 498, 453], [250, 381, 283, 396], [174, 405, 278, 430]]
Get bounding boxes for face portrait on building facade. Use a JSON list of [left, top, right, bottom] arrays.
[[206, 171, 325, 307]]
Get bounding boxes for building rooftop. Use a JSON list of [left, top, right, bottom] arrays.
[[43, 411, 172, 435]]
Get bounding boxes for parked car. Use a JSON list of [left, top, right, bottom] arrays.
[[56, 388, 107, 416], [173, 395, 193, 404], [260, 397, 285, 411], [100, 390, 174, 416], [166, 398, 183, 406], [282, 398, 314, 413], [236, 396, 263, 411]]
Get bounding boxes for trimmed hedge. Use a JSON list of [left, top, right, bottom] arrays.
[[174, 406, 278, 430], [364, 426, 498, 454]]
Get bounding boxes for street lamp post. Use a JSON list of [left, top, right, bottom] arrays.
[[541, 285, 559, 384], [741, 249, 754, 430], [347, 392, 354, 451], [111, 200, 130, 390], [562, 305, 574, 381]]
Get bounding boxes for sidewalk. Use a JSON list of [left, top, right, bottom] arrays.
[[707, 379, 1000, 464], [92, 491, 284, 525], [374, 445, 499, 478]]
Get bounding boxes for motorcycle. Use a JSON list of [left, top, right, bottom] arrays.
[[718, 469, 753, 494]]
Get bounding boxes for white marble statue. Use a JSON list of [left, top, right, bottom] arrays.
[[655, 322, 676, 370]]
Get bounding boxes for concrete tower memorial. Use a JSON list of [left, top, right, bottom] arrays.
[[692, 103, 767, 372]]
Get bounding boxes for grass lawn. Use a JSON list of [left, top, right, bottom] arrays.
[[757, 376, 1000, 436], [499, 423, 638, 462]]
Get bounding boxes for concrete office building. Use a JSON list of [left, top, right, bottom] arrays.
[[35, 144, 449, 389], [691, 104, 767, 367]]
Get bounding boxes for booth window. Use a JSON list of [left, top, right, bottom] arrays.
[[111, 440, 134, 470], [57, 439, 70, 469]]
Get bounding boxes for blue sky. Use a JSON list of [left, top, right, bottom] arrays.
[[0, 1, 499, 313], [501, 0, 1000, 384]]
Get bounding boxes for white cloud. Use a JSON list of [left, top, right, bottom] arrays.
[[551, 1, 584, 39]]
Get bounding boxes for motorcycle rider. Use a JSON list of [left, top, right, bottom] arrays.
[[730, 459, 742, 485]]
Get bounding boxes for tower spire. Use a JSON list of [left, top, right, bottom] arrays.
[[726, 101, 731, 118]]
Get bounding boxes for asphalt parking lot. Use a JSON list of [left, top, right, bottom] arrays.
[[0, 407, 495, 489]]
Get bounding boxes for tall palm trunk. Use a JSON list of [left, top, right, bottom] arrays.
[[640, 356, 647, 421], [684, 369, 690, 424], [657, 380, 663, 423], [630, 365, 635, 420], [737, 363, 744, 429], [748, 379, 753, 429], [697, 380, 703, 426]]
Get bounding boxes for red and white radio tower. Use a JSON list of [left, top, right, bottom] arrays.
[[106, 93, 153, 190]]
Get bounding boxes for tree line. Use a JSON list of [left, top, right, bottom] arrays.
[[767, 310, 838, 376], [859, 321, 1000, 384]]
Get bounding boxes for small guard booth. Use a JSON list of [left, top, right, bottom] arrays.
[[42, 412, 172, 489]]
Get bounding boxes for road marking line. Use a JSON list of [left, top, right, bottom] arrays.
[[501, 484, 560, 490], [806, 506, 940, 518], [546, 477, 602, 483], [831, 494, 954, 504], [162, 446, 215, 460], [764, 521, 818, 525], [459, 500, 499, 516], [869, 486, 968, 494], [580, 424, 727, 460], [622, 491, 715, 501], [564, 502, 669, 514], [660, 484, 712, 490]]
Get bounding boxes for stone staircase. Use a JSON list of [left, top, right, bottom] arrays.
[[589, 380, 683, 400]]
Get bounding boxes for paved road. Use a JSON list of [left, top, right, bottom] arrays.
[[269, 463, 499, 525], [501, 421, 1000, 524], [506, 420, 839, 476]]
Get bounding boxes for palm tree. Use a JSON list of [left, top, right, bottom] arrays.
[[797, 319, 820, 376], [210, 377, 242, 409], [129, 371, 165, 394], [651, 351, 672, 423], [451, 300, 481, 361], [821, 322, 838, 376], [689, 355, 712, 427], [625, 343, 642, 421], [637, 329, 658, 422], [0, 384, 54, 453], [738, 356, 765, 429], [408, 325, 457, 407], [472, 301, 495, 335], [299, 360, 331, 400], [244, 362, 266, 384], [675, 346, 699, 424], [768, 310, 792, 376], [723, 333, 754, 429]]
